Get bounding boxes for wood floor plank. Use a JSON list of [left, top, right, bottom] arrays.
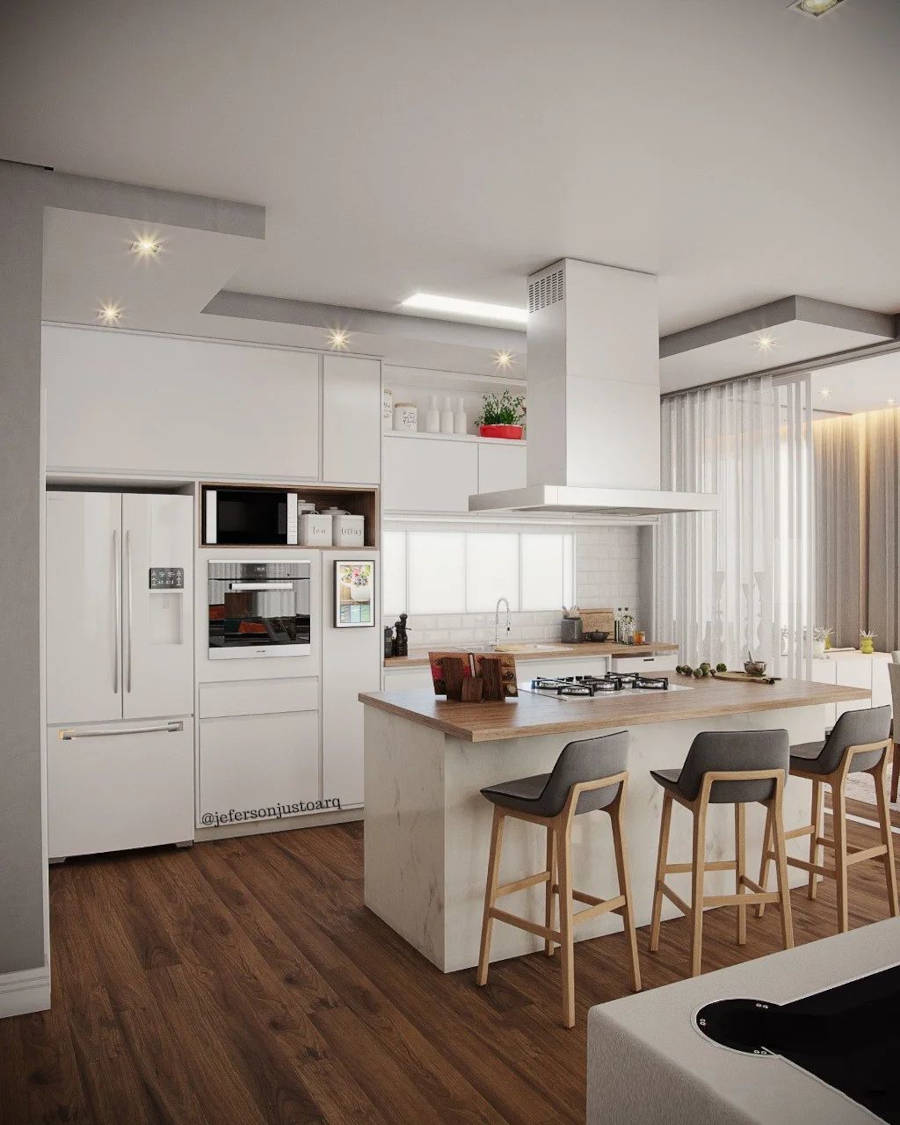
[[1, 818, 897, 1125]]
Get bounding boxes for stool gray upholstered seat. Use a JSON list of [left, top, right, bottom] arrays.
[[476, 730, 640, 1027], [481, 731, 628, 817], [650, 729, 789, 804], [760, 704, 898, 934], [787, 706, 891, 776], [649, 728, 794, 977]]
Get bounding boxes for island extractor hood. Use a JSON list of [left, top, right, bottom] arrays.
[[468, 259, 718, 516]]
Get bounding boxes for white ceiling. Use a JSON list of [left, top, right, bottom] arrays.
[[4, 0, 900, 340], [811, 350, 900, 414]]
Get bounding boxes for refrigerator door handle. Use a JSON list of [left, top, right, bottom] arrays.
[[125, 529, 133, 693], [58, 720, 184, 741], [113, 529, 121, 694]]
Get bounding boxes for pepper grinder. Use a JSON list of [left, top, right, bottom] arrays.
[[394, 613, 409, 657], [384, 625, 394, 660]]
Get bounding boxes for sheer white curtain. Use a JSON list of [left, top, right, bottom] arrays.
[[657, 374, 813, 678]]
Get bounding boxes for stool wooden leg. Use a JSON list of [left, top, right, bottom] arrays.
[[771, 784, 794, 951], [557, 820, 576, 1028], [476, 807, 505, 986], [610, 793, 642, 992], [734, 802, 747, 946], [756, 801, 774, 919], [873, 756, 899, 918], [831, 780, 849, 934], [544, 825, 558, 956], [808, 780, 823, 901], [649, 790, 673, 953], [689, 801, 708, 977], [891, 743, 899, 804]]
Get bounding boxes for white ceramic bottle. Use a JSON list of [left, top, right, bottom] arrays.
[[440, 395, 454, 434], [425, 394, 440, 434], [454, 396, 467, 435]]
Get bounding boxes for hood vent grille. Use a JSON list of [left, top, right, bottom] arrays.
[[528, 265, 565, 313]]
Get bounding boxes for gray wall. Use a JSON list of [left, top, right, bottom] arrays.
[[0, 164, 46, 972], [0, 162, 264, 978]]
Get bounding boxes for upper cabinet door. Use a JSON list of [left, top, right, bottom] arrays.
[[322, 355, 381, 484], [122, 494, 194, 720], [477, 442, 527, 495], [382, 436, 478, 513], [43, 326, 320, 480], [46, 491, 122, 725]]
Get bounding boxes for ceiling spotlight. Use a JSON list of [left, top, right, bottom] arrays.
[[754, 333, 776, 353], [327, 327, 351, 350], [819, 387, 831, 399], [493, 350, 515, 370], [96, 302, 123, 326], [790, 0, 846, 16], [130, 234, 162, 258], [401, 292, 528, 325]]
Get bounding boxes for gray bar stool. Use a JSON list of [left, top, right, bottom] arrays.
[[758, 705, 898, 933], [649, 729, 794, 978], [475, 730, 640, 1029]]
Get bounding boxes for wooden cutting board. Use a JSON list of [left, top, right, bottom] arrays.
[[578, 608, 615, 635], [712, 671, 781, 685]]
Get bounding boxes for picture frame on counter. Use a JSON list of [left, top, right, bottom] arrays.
[[334, 560, 375, 628]]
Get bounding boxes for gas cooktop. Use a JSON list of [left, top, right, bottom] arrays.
[[520, 672, 693, 701]]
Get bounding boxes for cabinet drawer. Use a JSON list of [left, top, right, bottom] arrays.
[[199, 677, 318, 718], [611, 654, 678, 674], [199, 710, 320, 823]]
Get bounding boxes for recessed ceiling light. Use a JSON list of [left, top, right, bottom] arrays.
[[493, 350, 515, 370], [753, 332, 777, 354], [401, 292, 528, 325], [790, 0, 846, 16], [96, 302, 123, 326], [327, 327, 351, 350], [130, 234, 163, 258], [819, 387, 831, 399]]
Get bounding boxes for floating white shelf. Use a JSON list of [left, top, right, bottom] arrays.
[[383, 430, 527, 446]]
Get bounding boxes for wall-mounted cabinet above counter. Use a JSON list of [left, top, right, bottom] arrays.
[[43, 325, 381, 487], [382, 432, 526, 514]]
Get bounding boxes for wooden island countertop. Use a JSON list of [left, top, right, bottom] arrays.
[[359, 675, 871, 743]]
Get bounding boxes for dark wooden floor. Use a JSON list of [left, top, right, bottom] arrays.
[[1, 812, 897, 1125]]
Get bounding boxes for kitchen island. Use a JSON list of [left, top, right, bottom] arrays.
[[359, 677, 871, 972]]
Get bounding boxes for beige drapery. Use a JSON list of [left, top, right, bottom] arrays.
[[814, 408, 900, 650]]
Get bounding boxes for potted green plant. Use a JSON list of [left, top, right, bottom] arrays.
[[475, 389, 526, 440]]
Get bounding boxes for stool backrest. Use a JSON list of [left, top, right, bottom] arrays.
[[541, 730, 629, 816], [677, 729, 789, 803], [817, 705, 891, 774]]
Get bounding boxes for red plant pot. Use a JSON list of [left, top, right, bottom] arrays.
[[479, 424, 524, 440]]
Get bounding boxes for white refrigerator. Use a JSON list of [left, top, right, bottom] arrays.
[[46, 491, 194, 858]]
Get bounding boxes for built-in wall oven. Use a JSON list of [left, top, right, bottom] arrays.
[[208, 561, 311, 659]]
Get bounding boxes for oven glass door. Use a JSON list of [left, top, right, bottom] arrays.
[[208, 562, 311, 658]]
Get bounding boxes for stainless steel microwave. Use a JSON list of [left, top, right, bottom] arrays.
[[208, 561, 311, 658], [204, 488, 298, 546]]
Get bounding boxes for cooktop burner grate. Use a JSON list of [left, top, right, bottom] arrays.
[[529, 673, 669, 696]]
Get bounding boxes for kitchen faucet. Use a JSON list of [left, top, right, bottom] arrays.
[[494, 597, 511, 647]]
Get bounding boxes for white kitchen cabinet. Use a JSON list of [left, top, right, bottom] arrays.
[[383, 435, 478, 513], [199, 677, 318, 719], [48, 718, 193, 858], [809, 651, 890, 723], [610, 653, 678, 675], [199, 709, 320, 824], [43, 325, 320, 480], [321, 551, 381, 808], [477, 442, 527, 495], [323, 355, 381, 484]]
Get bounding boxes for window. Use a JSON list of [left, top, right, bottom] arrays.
[[383, 529, 575, 616]]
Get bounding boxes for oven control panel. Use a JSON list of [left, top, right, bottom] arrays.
[[149, 567, 185, 590]]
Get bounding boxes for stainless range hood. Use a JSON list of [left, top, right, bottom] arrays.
[[469, 259, 717, 516]]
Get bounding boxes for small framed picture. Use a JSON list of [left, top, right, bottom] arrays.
[[334, 560, 375, 628]]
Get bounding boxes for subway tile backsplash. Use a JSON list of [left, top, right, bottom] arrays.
[[393, 526, 642, 649]]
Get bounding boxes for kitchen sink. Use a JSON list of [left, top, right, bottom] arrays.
[[490, 643, 572, 654]]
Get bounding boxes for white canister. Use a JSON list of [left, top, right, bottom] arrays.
[[297, 498, 317, 515], [332, 514, 365, 548], [300, 513, 333, 547], [393, 402, 418, 432], [382, 388, 393, 430]]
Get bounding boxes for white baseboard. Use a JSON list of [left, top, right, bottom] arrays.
[[0, 966, 51, 1019]]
